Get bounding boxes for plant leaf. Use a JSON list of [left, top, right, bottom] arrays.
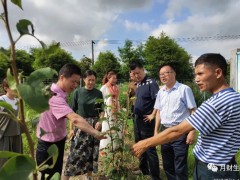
[[0, 155, 36, 180], [39, 127, 46, 138], [6, 68, 17, 91], [16, 19, 34, 35], [0, 101, 14, 112], [50, 172, 60, 180], [47, 144, 58, 169], [17, 68, 57, 113], [39, 40, 47, 49], [0, 151, 22, 158], [10, 0, 23, 10]]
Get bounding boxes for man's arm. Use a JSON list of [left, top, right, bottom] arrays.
[[66, 112, 105, 140], [154, 110, 160, 136], [144, 108, 157, 122], [132, 120, 194, 158], [186, 108, 197, 144]]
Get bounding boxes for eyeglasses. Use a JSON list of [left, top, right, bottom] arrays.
[[159, 71, 173, 77]]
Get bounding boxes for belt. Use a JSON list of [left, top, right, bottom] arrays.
[[196, 156, 237, 167]]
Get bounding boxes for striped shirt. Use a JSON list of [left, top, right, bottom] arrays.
[[154, 82, 196, 127], [186, 88, 240, 165]]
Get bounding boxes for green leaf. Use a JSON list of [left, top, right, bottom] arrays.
[[6, 68, 17, 91], [95, 98, 104, 103], [0, 151, 22, 158], [26, 67, 57, 86], [16, 19, 34, 35], [17, 68, 57, 113], [38, 164, 49, 171], [0, 101, 14, 112], [47, 144, 58, 169], [110, 126, 121, 132], [39, 127, 46, 138], [50, 172, 60, 180], [10, 0, 23, 10], [39, 40, 47, 49], [0, 155, 36, 180]]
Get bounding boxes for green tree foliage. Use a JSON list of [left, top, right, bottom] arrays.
[[144, 32, 194, 81], [0, 48, 34, 79], [92, 51, 121, 81], [118, 40, 145, 80], [118, 39, 145, 65], [0, 49, 9, 79], [15, 50, 35, 76], [77, 55, 92, 74], [32, 43, 78, 72]]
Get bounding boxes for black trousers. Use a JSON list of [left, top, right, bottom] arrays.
[[36, 137, 66, 180], [134, 115, 161, 180], [194, 157, 240, 180], [160, 125, 188, 180]]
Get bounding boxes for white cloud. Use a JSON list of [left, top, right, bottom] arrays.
[[0, 0, 152, 50], [151, 0, 240, 59], [124, 20, 151, 32]]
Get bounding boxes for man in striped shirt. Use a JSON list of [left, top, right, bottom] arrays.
[[132, 53, 240, 180]]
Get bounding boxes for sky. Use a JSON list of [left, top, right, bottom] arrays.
[[1, 0, 240, 63]]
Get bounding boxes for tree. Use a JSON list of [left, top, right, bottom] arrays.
[[0, 49, 10, 79], [77, 55, 92, 74], [92, 51, 121, 82], [144, 32, 194, 81], [0, 48, 34, 79], [32, 43, 78, 72], [118, 40, 145, 80]]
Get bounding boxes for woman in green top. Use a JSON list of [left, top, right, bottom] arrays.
[[63, 70, 104, 180]]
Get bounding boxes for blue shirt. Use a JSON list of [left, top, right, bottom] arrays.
[[134, 76, 159, 116], [154, 81, 196, 127], [186, 88, 240, 165]]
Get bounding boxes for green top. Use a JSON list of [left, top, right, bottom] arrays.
[[70, 87, 104, 118]]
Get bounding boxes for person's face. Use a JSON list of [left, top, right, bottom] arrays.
[[84, 75, 96, 90], [194, 64, 221, 94], [61, 74, 80, 93], [109, 75, 117, 85], [5, 87, 17, 97], [129, 72, 136, 82], [159, 66, 175, 86], [131, 67, 145, 82]]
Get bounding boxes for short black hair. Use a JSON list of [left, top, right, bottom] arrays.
[[130, 61, 143, 70], [159, 63, 176, 72], [195, 53, 227, 77], [83, 70, 97, 79], [58, 63, 81, 78]]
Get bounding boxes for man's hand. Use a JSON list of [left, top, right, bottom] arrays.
[[95, 122, 102, 131], [131, 140, 149, 158], [186, 130, 195, 145], [68, 129, 74, 142], [94, 131, 107, 140], [144, 114, 154, 122]]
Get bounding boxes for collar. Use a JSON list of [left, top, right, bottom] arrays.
[[138, 75, 148, 85], [212, 87, 234, 97], [51, 83, 67, 99], [162, 81, 179, 91]]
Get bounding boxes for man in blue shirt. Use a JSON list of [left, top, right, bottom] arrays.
[[130, 61, 161, 180], [154, 64, 196, 180], [132, 54, 240, 180]]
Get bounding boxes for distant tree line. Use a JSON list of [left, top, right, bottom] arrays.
[[0, 32, 195, 83]]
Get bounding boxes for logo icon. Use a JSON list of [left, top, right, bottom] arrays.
[[207, 163, 218, 172]]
